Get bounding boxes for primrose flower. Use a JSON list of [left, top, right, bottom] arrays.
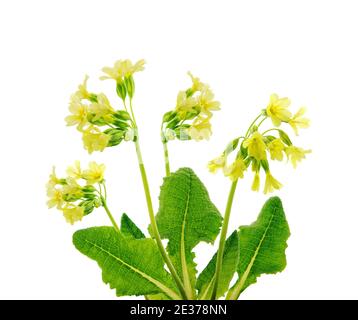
[[62, 178, 84, 201], [285, 146, 311, 168], [82, 162, 106, 184], [82, 127, 110, 154], [100, 59, 145, 82], [47, 167, 61, 188], [66, 161, 82, 179], [47, 187, 64, 209], [197, 89, 221, 117], [251, 172, 260, 191], [264, 172, 282, 194], [88, 93, 115, 123], [187, 117, 212, 141], [267, 138, 285, 161], [266, 94, 292, 126], [65, 96, 88, 129], [75, 75, 91, 100], [175, 91, 197, 119], [208, 155, 226, 173], [62, 204, 84, 225], [243, 132, 267, 160], [289, 107, 310, 135], [187, 72, 208, 94], [224, 158, 247, 181]]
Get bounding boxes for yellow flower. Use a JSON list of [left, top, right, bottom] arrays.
[[47, 187, 64, 209], [266, 93, 292, 126], [208, 155, 226, 173], [223, 158, 247, 181], [243, 132, 267, 160], [100, 59, 145, 82], [47, 166, 60, 188], [285, 146, 311, 168], [82, 161, 106, 184], [82, 127, 110, 154], [65, 95, 88, 130], [251, 172, 260, 191], [268, 138, 285, 161], [62, 178, 83, 201], [88, 93, 115, 122], [187, 117, 212, 141], [264, 172, 282, 194], [197, 89, 221, 117], [175, 91, 197, 119], [62, 204, 84, 225], [66, 161, 82, 179], [289, 107, 310, 135], [187, 72, 208, 93], [74, 75, 90, 100]]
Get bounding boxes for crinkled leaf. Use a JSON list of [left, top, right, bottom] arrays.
[[156, 167, 222, 298], [196, 231, 239, 299], [73, 227, 180, 299], [227, 197, 290, 299], [119, 214, 169, 300]]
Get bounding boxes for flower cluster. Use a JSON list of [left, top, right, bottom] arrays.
[[161, 72, 220, 142], [208, 94, 311, 193], [65, 59, 145, 153], [46, 161, 106, 224]]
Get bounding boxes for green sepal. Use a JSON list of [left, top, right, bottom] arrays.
[[116, 81, 127, 101]]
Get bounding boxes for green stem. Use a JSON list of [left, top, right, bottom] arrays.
[[134, 138, 187, 299], [162, 140, 171, 177], [256, 116, 267, 129], [261, 128, 280, 135], [129, 98, 138, 127], [245, 113, 263, 138], [101, 197, 120, 233], [210, 180, 238, 300]]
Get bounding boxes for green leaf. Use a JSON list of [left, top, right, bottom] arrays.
[[120, 213, 145, 239], [119, 214, 168, 300], [73, 227, 180, 299], [227, 197, 290, 300], [196, 231, 239, 299], [156, 168, 222, 299]]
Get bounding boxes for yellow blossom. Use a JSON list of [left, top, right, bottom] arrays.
[[223, 158, 247, 181], [62, 204, 84, 225], [82, 127, 110, 154], [47, 166, 60, 188], [197, 89, 221, 117], [65, 95, 88, 129], [188, 72, 208, 93], [47, 187, 64, 209], [268, 138, 285, 161], [289, 107, 310, 135], [88, 93, 115, 122], [187, 117, 212, 141], [285, 146, 311, 168], [100, 59, 145, 82], [175, 91, 197, 119], [82, 162, 106, 184], [66, 161, 82, 179], [208, 155, 226, 173], [251, 172, 260, 191], [243, 131, 267, 160], [264, 172, 282, 194], [74, 75, 90, 100], [62, 178, 83, 201], [266, 93, 292, 126]]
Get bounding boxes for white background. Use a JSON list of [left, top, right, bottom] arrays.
[[0, 0, 357, 300]]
